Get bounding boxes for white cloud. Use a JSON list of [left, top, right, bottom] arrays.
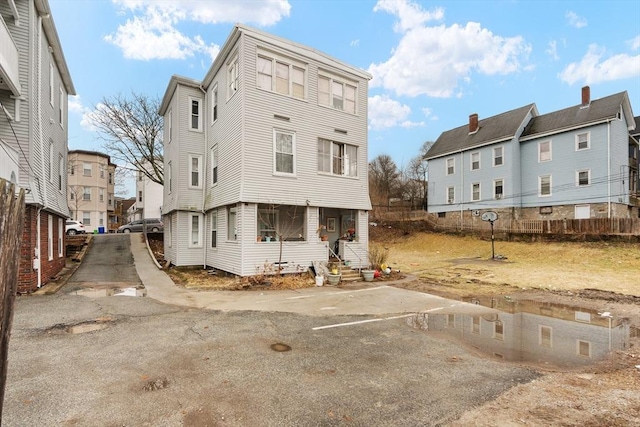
[[373, 0, 443, 33], [629, 35, 640, 51], [566, 11, 587, 28], [368, 18, 531, 98], [368, 95, 423, 130], [421, 107, 432, 117], [68, 95, 87, 115], [106, 0, 290, 61], [559, 44, 640, 85], [546, 40, 559, 60], [67, 95, 98, 132], [350, 39, 360, 47]]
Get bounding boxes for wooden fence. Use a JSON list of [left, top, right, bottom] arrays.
[[0, 178, 25, 419]]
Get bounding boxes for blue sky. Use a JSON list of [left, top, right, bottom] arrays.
[[49, 0, 640, 197]]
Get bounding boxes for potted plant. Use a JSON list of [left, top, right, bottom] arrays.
[[362, 243, 389, 282]]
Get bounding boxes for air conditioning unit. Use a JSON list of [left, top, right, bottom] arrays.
[[495, 194, 502, 199]]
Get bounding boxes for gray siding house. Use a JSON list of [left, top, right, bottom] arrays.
[[159, 24, 372, 276], [426, 87, 637, 220]]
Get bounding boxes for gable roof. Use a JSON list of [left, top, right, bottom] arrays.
[[631, 116, 640, 138], [425, 104, 536, 160], [521, 91, 634, 140]]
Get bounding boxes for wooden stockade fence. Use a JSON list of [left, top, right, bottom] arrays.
[[0, 178, 25, 421]]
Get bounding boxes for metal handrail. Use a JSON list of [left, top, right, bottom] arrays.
[[343, 241, 364, 272], [325, 242, 342, 275]]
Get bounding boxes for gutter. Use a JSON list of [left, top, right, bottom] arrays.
[[199, 85, 207, 269]]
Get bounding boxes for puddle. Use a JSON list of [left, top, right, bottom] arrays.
[[72, 287, 147, 298], [409, 299, 631, 367], [47, 319, 111, 335], [270, 343, 292, 352]]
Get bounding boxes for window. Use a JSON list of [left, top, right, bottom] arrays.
[[167, 161, 172, 193], [577, 340, 591, 358], [99, 212, 104, 226], [58, 155, 64, 192], [83, 187, 91, 201], [211, 85, 218, 122], [493, 146, 503, 166], [227, 206, 237, 241], [257, 54, 306, 100], [577, 169, 590, 186], [211, 145, 218, 185], [576, 132, 590, 150], [228, 56, 239, 97], [494, 320, 504, 341], [539, 326, 552, 347], [318, 74, 357, 114], [472, 316, 480, 334], [59, 88, 64, 126], [472, 183, 480, 201], [189, 213, 202, 247], [138, 190, 142, 202], [48, 141, 54, 182], [446, 158, 455, 175], [138, 172, 143, 181], [167, 218, 172, 247], [83, 211, 91, 226], [317, 139, 357, 177], [189, 155, 202, 188], [99, 165, 104, 179], [539, 175, 551, 196], [58, 218, 63, 257], [189, 97, 202, 131], [99, 188, 104, 202], [83, 162, 92, 177], [49, 63, 54, 106], [539, 141, 551, 162], [108, 172, 113, 184], [274, 130, 295, 175], [70, 164, 75, 175], [494, 179, 504, 200], [471, 152, 480, 170], [166, 109, 172, 142], [447, 186, 455, 204], [48, 215, 53, 261], [70, 192, 74, 200], [108, 193, 113, 207], [258, 208, 277, 240], [210, 210, 217, 248]]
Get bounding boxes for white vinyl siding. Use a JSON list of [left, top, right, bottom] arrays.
[[189, 97, 202, 131], [189, 155, 202, 189], [274, 129, 295, 175]]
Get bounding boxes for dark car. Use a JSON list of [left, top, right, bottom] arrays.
[[117, 218, 163, 233]]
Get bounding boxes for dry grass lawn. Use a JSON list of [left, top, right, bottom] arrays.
[[378, 231, 640, 296]]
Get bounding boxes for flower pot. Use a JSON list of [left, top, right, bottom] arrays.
[[327, 274, 341, 286], [321, 235, 329, 241], [362, 270, 375, 282]]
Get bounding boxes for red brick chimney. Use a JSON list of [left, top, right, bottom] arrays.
[[469, 113, 479, 133], [581, 86, 590, 106]]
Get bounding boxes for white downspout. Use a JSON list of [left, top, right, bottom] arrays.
[[607, 121, 611, 218], [199, 86, 207, 269], [36, 14, 46, 288]]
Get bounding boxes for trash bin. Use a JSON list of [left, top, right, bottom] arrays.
[[98, 226, 105, 234]]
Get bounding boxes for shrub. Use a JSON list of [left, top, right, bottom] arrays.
[[368, 243, 389, 270]]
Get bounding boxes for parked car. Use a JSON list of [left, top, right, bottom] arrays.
[[65, 220, 86, 235], [117, 218, 164, 233]]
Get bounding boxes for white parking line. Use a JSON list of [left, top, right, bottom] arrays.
[[286, 285, 390, 300]]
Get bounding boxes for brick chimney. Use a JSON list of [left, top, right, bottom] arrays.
[[581, 86, 590, 106], [469, 113, 479, 133]]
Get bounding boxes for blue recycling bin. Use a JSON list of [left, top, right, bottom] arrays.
[[98, 226, 105, 234]]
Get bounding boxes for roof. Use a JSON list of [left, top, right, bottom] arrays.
[[121, 197, 136, 212], [158, 74, 203, 115], [521, 91, 634, 139], [68, 149, 110, 161], [425, 104, 536, 160], [632, 116, 640, 137]]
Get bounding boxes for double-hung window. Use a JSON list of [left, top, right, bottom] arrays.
[[189, 97, 202, 131], [257, 53, 306, 99], [48, 215, 53, 261], [210, 210, 217, 248], [471, 183, 480, 201], [577, 169, 590, 186], [317, 138, 357, 177], [189, 155, 202, 188], [59, 88, 64, 126], [228, 56, 239, 97], [274, 130, 295, 175], [83, 162, 92, 177], [318, 73, 357, 114], [83, 187, 91, 201], [189, 213, 203, 248], [49, 63, 55, 106], [576, 132, 589, 150], [58, 218, 63, 257], [493, 146, 503, 166], [167, 161, 172, 193], [539, 175, 552, 196], [211, 145, 218, 185], [446, 158, 455, 175], [494, 179, 504, 200], [539, 141, 551, 162], [211, 85, 218, 122], [99, 188, 104, 202], [48, 142, 54, 182], [471, 152, 480, 170], [447, 186, 455, 204], [58, 155, 64, 192], [227, 206, 237, 241]]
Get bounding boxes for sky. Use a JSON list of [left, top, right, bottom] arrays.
[[48, 0, 640, 197]]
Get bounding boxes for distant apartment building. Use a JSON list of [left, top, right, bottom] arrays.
[[0, 0, 75, 292], [67, 149, 116, 232]]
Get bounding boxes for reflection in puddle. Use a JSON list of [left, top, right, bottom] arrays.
[[73, 287, 147, 298], [412, 299, 630, 367]]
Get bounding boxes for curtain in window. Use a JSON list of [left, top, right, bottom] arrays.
[[292, 67, 304, 99], [191, 215, 199, 245], [317, 139, 331, 172], [318, 76, 330, 106], [332, 81, 343, 110], [332, 142, 343, 175], [345, 145, 357, 177], [275, 132, 293, 173], [344, 84, 356, 114], [257, 57, 272, 90], [276, 62, 289, 95]]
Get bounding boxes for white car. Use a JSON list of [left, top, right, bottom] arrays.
[[65, 220, 86, 235]]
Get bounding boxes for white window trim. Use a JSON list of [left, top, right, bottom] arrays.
[[471, 182, 481, 202], [538, 140, 552, 162], [446, 186, 455, 204], [227, 206, 238, 241], [575, 132, 590, 151], [188, 154, 203, 189], [317, 70, 358, 115], [576, 169, 591, 187], [48, 214, 53, 261], [256, 50, 307, 100], [58, 218, 63, 257], [493, 146, 504, 167], [211, 84, 218, 124], [167, 161, 172, 194], [317, 138, 358, 178], [211, 145, 218, 186], [166, 109, 172, 143], [59, 87, 65, 127], [188, 96, 203, 132], [539, 175, 552, 197], [83, 162, 92, 177], [58, 155, 64, 192], [273, 129, 296, 176], [493, 178, 504, 200], [577, 340, 591, 358], [446, 157, 455, 175], [470, 152, 480, 171], [210, 210, 218, 249], [188, 213, 203, 248], [227, 56, 239, 99]]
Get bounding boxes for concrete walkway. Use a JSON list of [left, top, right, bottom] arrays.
[[130, 234, 496, 317]]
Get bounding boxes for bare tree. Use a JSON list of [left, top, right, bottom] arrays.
[[88, 92, 163, 185], [368, 154, 400, 208]]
